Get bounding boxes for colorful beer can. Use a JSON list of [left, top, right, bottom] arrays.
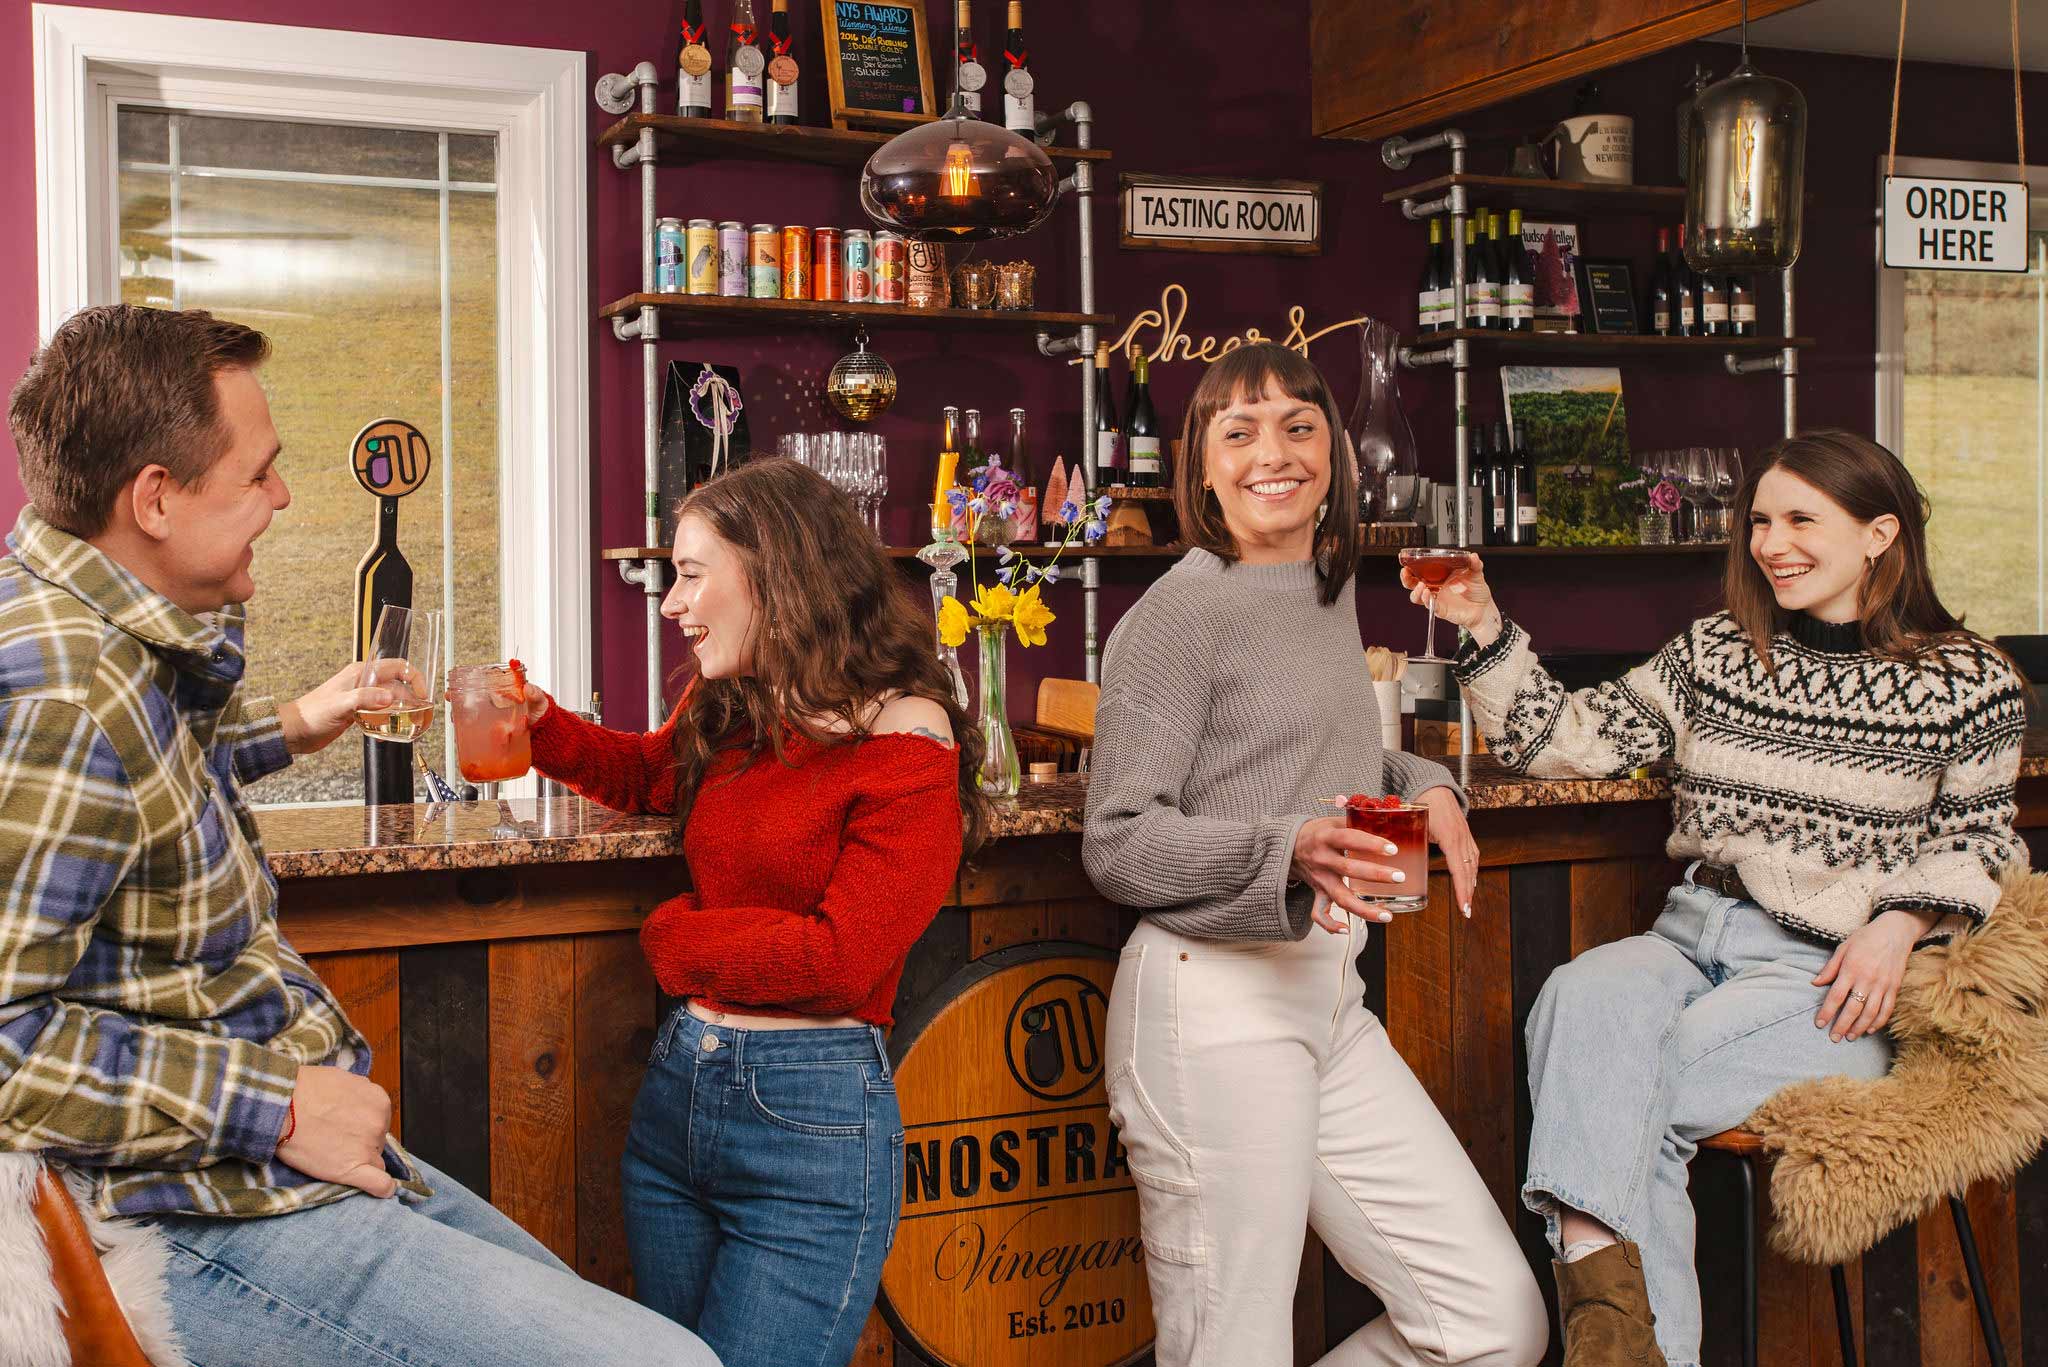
[[813, 227, 844, 302], [780, 225, 812, 301], [685, 218, 717, 296], [717, 221, 747, 297], [748, 224, 782, 299], [843, 229, 874, 303], [873, 231, 908, 305], [655, 217, 686, 293], [907, 240, 949, 309]]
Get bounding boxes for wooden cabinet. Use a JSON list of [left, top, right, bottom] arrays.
[[1311, 0, 1813, 140]]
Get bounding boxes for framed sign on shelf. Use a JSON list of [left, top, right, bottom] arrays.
[[819, 0, 936, 131], [1573, 258, 1639, 335], [1118, 173, 1323, 256]]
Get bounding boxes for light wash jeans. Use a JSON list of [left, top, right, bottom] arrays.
[[622, 1005, 903, 1367], [1523, 872, 1892, 1367], [150, 1154, 721, 1367]]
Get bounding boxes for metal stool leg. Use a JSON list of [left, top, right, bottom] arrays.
[[1829, 1265, 1857, 1367], [1735, 1154, 1758, 1367], [1948, 1195, 2008, 1367]]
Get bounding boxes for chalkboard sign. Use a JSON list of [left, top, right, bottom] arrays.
[[820, 0, 936, 131]]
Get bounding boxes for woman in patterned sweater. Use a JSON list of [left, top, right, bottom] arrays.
[[1404, 431, 2028, 1367]]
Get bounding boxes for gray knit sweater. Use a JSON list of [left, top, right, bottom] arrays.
[[1082, 549, 1461, 941]]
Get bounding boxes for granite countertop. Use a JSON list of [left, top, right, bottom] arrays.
[[259, 734, 2048, 878]]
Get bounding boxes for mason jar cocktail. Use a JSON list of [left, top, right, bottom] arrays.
[[446, 662, 532, 784]]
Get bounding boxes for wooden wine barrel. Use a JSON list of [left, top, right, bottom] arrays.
[[879, 944, 1152, 1367]]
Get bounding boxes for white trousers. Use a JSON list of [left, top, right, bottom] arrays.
[[1105, 916, 1548, 1367]]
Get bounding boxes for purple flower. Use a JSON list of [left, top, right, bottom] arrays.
[[972, 469, 990, 493], [1042, 565, 1061, 584], [1095, 495, 1112, 516], [999, 500, 1017, 518], [968, 496, 988, 515], [996, 545, 1015, 563], [1058, 499, 1081, 523], [946, 488, 968, 509], [1084, 518, 1107, 543]]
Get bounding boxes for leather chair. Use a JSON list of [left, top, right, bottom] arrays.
[[1694, 1128, 2005, 1367], [29, 1167, 154, 1367]]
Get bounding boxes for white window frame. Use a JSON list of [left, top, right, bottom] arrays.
[[1874, 153, 2048, 450], [32, 4, 591, 794]]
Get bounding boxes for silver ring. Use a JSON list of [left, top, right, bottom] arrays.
[[1850, 990, 1869, 1002]]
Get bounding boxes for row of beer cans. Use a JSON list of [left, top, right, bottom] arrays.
[[655, 219, 937, 306]]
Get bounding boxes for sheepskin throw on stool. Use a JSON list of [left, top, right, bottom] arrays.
[[1746, 865, 2048, 1266], [0, 1154, 188, 1367]]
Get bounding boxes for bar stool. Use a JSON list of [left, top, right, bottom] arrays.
[[24, 1164, 155, 1366], [1694, 1128, 2007, 1367]]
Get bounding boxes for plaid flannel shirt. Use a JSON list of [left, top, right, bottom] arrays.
[[0, 508, 424, 1218]]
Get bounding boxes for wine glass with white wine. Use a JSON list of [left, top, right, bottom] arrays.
[[357, 605, 442, 743]]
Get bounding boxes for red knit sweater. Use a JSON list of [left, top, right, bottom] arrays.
[[529, 702, 964, 1025]]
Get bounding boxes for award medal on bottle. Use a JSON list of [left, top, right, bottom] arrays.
[[1003, 65, 1033, 99], [767, 27, 797, 88], [735, 43, 765, 77], [680, 42, 712, 77], [957, 59, 987, 92]]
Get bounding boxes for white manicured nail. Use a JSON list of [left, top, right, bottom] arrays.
[[1391, 871, 1405, 883]]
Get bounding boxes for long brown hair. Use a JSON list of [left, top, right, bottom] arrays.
[[1723, 429, 1980, 666], [665, 459, 990, 854], [1171, 343, 1360, 606]]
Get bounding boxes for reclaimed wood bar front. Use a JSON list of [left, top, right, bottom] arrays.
[[268, 751, 2048, 1367]]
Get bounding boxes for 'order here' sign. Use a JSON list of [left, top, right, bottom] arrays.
[[1882, 175, 2031, 273]]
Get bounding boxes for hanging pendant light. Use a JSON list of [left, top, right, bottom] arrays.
[[858, 5, 1058, 241], [1684, 0, 1807, 272]]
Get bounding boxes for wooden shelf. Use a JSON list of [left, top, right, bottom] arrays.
[[1405, 331, 1811, 361], [1100, 485, 1173, 502], [596, 114, 1112, 167], [1382, 174, 1685, 217], [601, 293, 1112, 334], [607, 542, 1727, 562]]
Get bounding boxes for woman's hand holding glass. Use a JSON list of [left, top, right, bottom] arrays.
[[1419, 786, 1478, 917], [1294, 817, 1408, 931], [1400, 552, 1504, 649], [1811, 907, 1941, 1041]]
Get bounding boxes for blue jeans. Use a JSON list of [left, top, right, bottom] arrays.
[[1523, 873, 1893, 1367], [623, 1006, 903, 1367], [150, 1155, 719, 1366]]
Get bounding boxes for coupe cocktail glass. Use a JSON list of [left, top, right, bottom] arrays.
[[1397, 547, 1474, 663]]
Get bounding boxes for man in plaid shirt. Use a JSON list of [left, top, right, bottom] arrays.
[[2, 306, 717, 1367]]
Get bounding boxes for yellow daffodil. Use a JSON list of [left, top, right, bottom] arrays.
[[970, 582, 1017, 623], [937, 595, 971, 649], [1012, 584, 1055, 647]]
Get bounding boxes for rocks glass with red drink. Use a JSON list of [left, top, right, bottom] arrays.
[[1335, 793, 1430, 913], [1396, 547, 1474, 663], [446, 661, 533, 784]]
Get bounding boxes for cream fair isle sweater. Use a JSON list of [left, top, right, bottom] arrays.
[[1454, 610, 2029, 942]]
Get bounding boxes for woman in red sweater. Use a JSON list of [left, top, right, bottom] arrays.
[[524, 459, 988, 1367]]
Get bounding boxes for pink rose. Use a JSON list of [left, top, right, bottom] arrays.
[[1650, 479, 1682, 514]]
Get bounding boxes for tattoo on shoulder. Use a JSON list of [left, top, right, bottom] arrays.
[[908, 724, 956, 748]]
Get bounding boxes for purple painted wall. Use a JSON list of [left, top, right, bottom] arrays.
[[3, 1, 2042, 727]]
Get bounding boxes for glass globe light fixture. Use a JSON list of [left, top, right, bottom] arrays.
[[1683, 0, 1806, 272], [859, 95, 1060, 242]]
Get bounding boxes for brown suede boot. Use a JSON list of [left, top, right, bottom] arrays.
[[1551, 1241, 1668, 1366]]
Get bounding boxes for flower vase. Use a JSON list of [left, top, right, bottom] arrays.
[[1348, 318, 1420, 524], [975, 625, 1021, 799], [1637, 512, 1673, 545]]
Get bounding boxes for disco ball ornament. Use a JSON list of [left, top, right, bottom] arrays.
[[825, 328, 898, 423]]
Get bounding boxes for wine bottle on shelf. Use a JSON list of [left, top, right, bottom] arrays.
[[1417, 218, 1446, 333], [1649, 226, 1674, 336], [1507, 424, 1539, 546], [1729, 275, 1757, 337], [1503, 210, 1534, 332], [1001, 2, 1035, 137], [677, 0, 714, 119], [1093, 342, 1123, 485], [1486, 421, 1512, 546], [1009, 407, 1039, 541], [1125, 351, 1162, 488], [1674, 224, 1698, 337], [355, 496, 415, 804], [955, 0, 986, 117], [764, 0, 800, 126], [963, 407, 985, 474], [1700, 270, 1729, 337], [1468, 425, 1493, 545], [1464, 219, 1501, 330], [725, 0, 765, 123]]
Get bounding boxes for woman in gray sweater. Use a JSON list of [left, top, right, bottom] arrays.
[[1083, 344, 1547, 1367]]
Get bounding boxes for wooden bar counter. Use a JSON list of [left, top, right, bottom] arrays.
[[267, 745, 2048, 1367]]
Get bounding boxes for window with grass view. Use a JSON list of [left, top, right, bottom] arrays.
[[1895, 218, 2048, 637], [117, 108, 501, 804]]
